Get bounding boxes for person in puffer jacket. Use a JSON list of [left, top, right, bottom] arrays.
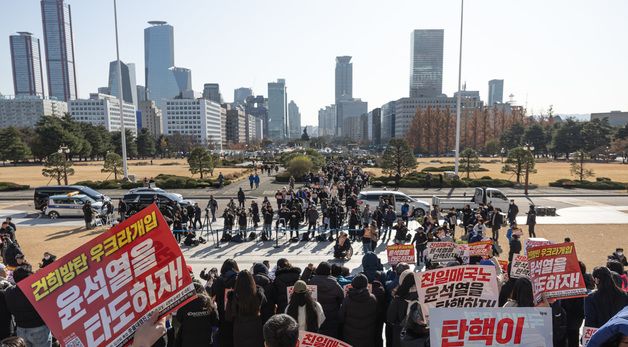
[[339, 274, 378, 347], [272, 258, 302, 313], [307, 262, 344, 338], [586, 306, 628, 347], [253, 262, 276, 324], [211, 259, 239, 347]]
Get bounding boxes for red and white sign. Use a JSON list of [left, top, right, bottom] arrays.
[[582, 327, 598, 347], [527, 242, 587, 304], [429, 307, 553, 346], [426, 242, 457, 262], [18, 204, 195, 347], [287, 285, 318, 301], [524, 238, 552, 254], [386, 244, 415, 265], [298, 331, 352, 347], [498, 260, 509, 281], [468, 240, 493, 257], [510, 254, 530, 279], [415, 265, 499, 310]]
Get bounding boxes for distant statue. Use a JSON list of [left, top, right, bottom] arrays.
[[301, 128, 310, 141]]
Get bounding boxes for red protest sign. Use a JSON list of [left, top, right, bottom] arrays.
[[298, 330, 352, 347], [527, 242, 587, 304], [468, 240, 493, 257], [18, 204, 195, 347], [386, 244, 415, 265]]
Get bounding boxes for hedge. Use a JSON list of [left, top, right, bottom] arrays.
[[421, 165, 489, 172], [549, 179, 626, 190], [75, 174, 232, 190], [370, 176, 515, 188], [0, 182, 30, 191]]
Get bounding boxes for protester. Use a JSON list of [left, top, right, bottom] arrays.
[[338, 274, 378, 347], [211, 259, 239, 347], [526, 205, 537, 238], [285, 280, 325, 332], [226, 270, 266, 347], [273, 259, 302, 313], [307, 262, 343, 338], [175, 281, 220, 346], [609, 248, 628, 267], [262, 314, 299, 347], [584, 266, 628, 328], [386, 269, 417, 347]]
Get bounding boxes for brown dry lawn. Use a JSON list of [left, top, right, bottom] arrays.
[[365, 157, 628, 186], [0, 158, 247, 187], [16, 223, 625, 271]]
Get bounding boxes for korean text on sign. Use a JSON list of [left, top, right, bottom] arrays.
[[298, 331, 352, 347], [467, 240, 493, 257], [386, 244, 415, 265], [527, 242, 587, 304], [18, 204, 196, 347], [416, 265, 499, 309], [426, 242, 457, 262], [510, 254, 530, 279], [429, 307, 553, 347]]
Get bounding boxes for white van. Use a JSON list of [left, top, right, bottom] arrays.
[[356, 190, 430, 217]]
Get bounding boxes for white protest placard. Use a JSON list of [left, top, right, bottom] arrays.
[[287, 285, 318, 301], [510, 254, 530, 279], [582, 327, 598, 347], [427, 242, 458, 262], [429, 307, 553, 346]]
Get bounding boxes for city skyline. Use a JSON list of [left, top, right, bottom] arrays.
[[1, 0, 627, 125]]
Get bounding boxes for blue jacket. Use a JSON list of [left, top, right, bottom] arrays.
[[587, 306, 628, 347]]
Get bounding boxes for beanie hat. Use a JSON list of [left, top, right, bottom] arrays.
[[352, 274, 368, 290], [316, 262, 331, 276], [253, 263, 269, 275], [293, 280, 307, 293]]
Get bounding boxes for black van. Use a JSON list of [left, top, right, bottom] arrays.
[[34, 185, 109, 210]]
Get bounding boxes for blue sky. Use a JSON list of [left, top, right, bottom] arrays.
[[1, 0, 627, 125]]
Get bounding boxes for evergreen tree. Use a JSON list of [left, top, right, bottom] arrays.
[[187, 147, 213, 179], [501, 147, 536, 183], [0, 127, 31, 164], [136, 128, 156, 158], [381, 139, 416, 187], [459, 148, 480, 179], [42, 152, 74, 185], [102, 152, 124, 181]]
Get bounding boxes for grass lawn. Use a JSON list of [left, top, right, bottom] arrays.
[[365, 157, 628, 186], [0, 158, 248, 187]]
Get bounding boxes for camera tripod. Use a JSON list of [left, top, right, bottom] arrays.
[[203, 210, 220, 248]]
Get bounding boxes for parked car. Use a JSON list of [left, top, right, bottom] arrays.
[[121, 190, 194, 215], [432, 187, 510, 212], [356, 190, 429, 217], [34, 185, 110, 211], [44, 193, 103, 219]]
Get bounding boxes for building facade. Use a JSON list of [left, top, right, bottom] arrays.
[[0, 96, 67, 128], [234, 87, 253, 105], [108, 60, 138, 108], [138, 100, 162, 138], [162, 98, 222, 149], [367, 108, 382, 145], [336, 98, 367, 137], [245, 114, 258, 144], [202, 83, 221, 103], [381, 101, 396, 143], [288, 100, 301, 139], [41, 0, 77, 101], [10, 32, 45, 97], [488, 79, 504, 106], [225, 105, 247, 144], [69, 93, 137, 133], [317, 105, 336, 137], [591, 111, 628, 127], [245, 95, 268, 138], [268, 79, 288, 140], [409, 29, 444, 98], [335, 56, 353, 102]]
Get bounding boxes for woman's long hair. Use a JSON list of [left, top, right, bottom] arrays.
[[234, 270, 261, 316], [510, 277, 534, 307], [221, 258, 239, 276], [286, 291, 319, 332], [591, 266, 627, 321]]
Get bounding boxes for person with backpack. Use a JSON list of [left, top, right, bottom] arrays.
[[285, 280, 325, 332], [339, 274, 378, 347], [386, 270, 418, 347]]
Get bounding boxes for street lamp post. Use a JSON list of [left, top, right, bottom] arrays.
[[58, 145, 70, 185], [500, 147, 506, 163], [113, 0, 128, 180], [523, 144, 534, 195], [453, 0, 465, 176]]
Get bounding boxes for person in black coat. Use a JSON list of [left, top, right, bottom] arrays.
[[253, 263, 275, 324], [386, 270, 417, 347], [339, 275, 378, 347], [307, 262, 344, 338], [272, 259, 302, 313], [175, 281, 219, 347], [237, 188, 246, 208], [507, 200, 519, 225], [508, 232, 522, 263], [526, 205, 537, 238], [211, 259, 239, 347], [226, 270, 266, 347], [584, 266, 628, 328]]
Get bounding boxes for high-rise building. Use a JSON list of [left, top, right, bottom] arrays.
[[10, 32, 45, 97], [245, 114, 258, 143], [163, 98, 222, 149], [108, 60, 138, 108], [409, 29, 444, 98], [335, 56, 353, 102], [225, 105, 247, 144], [234, 88, 253, 105], [245, 95, 268, 138], [591, 111, 628, 127], [138, 100, 162, 138], [336, 98, 367, 137], [41, 0, 78, 101], [367, 108, 382, 146], [488, 79, 504, 105], [268, 79, 288, 140], [69, 93, 137, 133], [288, 100, 301, 139], [317, 105, 336, 137], [136, 85, 146, 102], [202, 83, 222, 103], [144, 21, 191, 105], [381, 101, 396, 142], [0, 96, 67, 128]]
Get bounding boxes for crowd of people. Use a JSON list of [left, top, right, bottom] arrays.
[[0, 159, 627, 347]]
